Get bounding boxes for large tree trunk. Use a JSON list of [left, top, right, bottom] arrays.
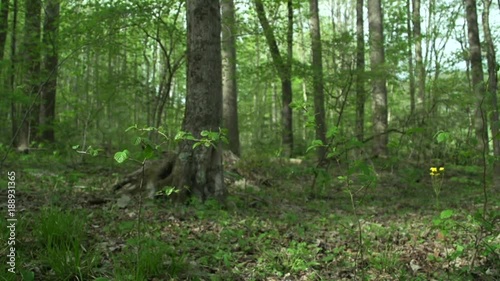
[[355, 0, 365, 142], [368, 0, 388, 157], [221, 0, 241, 156], [309, 0, 327, 160], [159, 0, 225, 203], [465, 0, 488, 154], [482, 0, 500, 187], [39, 0, 60, 143], [254, 0, 294, 157], [18, 0, 41, 150]]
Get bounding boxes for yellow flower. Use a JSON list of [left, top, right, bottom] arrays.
[[430, 167, 437, 172], [439, 167, 444, 172]]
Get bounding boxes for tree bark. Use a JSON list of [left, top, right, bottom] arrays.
[[254, 0, 294, 157], [221, 0, 241, 156], [465, 0, 488, 154], [39, 0, 60, 143], [9, 0, 18, 147], [0, 0, 9, 57], [18, 0, 41, 150], [482, 0, 500, 186], [413, 0, 425, 114], [368, 0, 388, 157], [310, 0, 327, 160], [406, 0, 415, 115], [162, 0, 225, 203], [355, 0, 365, 142]]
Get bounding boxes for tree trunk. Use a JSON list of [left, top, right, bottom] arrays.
[[221, 0, 241, 156], [18, 0, 41, 150], [355, 0, 365, 142], [368, 0, 388, 157], [310, 0, 327, 160], [465, 0, 488, 154], [482, 0, 500, 187], [254, 0, 294, 157], [9, 0, 18, 147], [286, 0, 293, 156], [413, 0, 425, 114], [39, 0, 60, 143], [0, 0, 9, 57], [161, 0, 225, 203], [406, 0, 415, 115]]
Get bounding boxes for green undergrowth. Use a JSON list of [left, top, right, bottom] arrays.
[[1, 156, 498, 281]]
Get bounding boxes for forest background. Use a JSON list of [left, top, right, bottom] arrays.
[[0, 0, 499, 280]]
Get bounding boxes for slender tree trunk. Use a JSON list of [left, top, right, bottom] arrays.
[[10, 0, 18, 147], [413, 0, 425, 115], [0, 0, 9, 57], [465, 0, 488, 154], [330, 0, 337, 74], [254, 0, 294, 157], [297, 4, 307, 144], [163, 0, 225, 203], [285, 0, 293, 156], [221, 0, 241, 156], [482, 0, 500, 186], [355, 0, 365, 142], [18, 0, 41, 150], [39, 0, 60, 143], [0, 0, 9, 131], [310, 0, 327, 160], [407, 0, 415, 115], [368, 0, 388, 157]]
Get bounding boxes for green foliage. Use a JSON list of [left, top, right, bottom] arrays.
[[114, 149, 130, 163], [175, 128, 229, 149], [114, 238, 187, 280], [283, 241, 321, 272], [34, 208, 100, 280]]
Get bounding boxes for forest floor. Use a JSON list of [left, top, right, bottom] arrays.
[[0, 152, 499, 281]]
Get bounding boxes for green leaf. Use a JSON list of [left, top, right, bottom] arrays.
[[114, 150, 130, 163], [306, 139, 324, 153], [125, 124, 138, 132], [142, 145, 155, 159], [134, 136, 142, 146], [175, 131, 186, 141], [435, 131, 450, 143], [440, 209, 454, 219], [326, 126, 339, 139], [200, 130, 209, 137], [312, 139, 324, 146], [72, 145, 80, 150], [433, 218, 442, 226]]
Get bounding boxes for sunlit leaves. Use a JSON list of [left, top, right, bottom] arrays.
[[114, 149, 130, 163]]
